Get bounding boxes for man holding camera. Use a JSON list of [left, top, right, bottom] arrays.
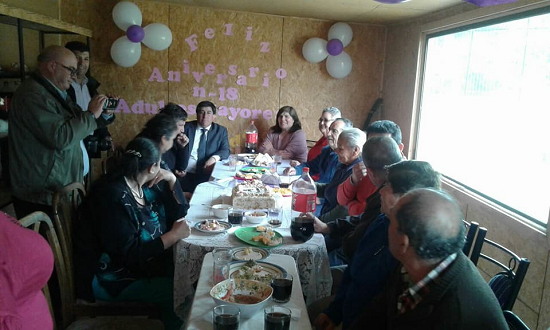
[[8, 45, 112, 218], [66, 42, 116, 176]]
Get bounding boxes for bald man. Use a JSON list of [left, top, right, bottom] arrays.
[[9, 45, 111, 218], [349, 189, 507, 330]]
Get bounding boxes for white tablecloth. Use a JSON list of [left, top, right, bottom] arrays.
[[174, 159, 332, 320], [186, 253, 312, 330]]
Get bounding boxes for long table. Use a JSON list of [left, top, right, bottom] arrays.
[[173, 159, 332, 321], [186, 253, 312, 330]]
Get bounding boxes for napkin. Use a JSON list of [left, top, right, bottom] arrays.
[[288, 307, 301, 320]]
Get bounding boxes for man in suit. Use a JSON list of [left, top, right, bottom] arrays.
[[179, 100, 230, 192], [349, 188, 508, 330]]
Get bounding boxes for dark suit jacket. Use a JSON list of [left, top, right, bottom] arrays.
[[182, 121, 230, 172]]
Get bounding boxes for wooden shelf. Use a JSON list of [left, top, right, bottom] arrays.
[[0, 3, 92, 37]]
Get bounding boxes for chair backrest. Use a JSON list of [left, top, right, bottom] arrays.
[[473, 235, 530, 310], [462, 220, 479, 257], [469, 225, 487, 264], [52, 182, 86, 304], [503, 310, 530, 330], [19, 211, 73, 329], [102, 146, 123, 175]]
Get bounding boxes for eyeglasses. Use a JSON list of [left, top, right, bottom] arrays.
[[55, 62, 77, 76], [318, 118, 335, 123]]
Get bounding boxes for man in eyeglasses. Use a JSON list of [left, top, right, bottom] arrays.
[[8, 45, 112, 218]]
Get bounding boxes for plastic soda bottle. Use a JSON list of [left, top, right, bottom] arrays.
[[291, 167, 317, 213], [244, 120, 258, 153]]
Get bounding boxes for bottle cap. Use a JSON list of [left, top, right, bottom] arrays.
[[250, 120, 254, 124], [303, 167, 309, 172]]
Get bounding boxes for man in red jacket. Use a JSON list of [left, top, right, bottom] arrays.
[[337, 120, 405, 216]]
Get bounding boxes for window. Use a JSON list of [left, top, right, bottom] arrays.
[[416, 7, 550, 227]]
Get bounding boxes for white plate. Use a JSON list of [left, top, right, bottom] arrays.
[[231, 247, 269, 261], [194, 220, 232, 234], [227, 261, 286, 284]]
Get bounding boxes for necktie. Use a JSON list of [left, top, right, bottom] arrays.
[[197, 128, 207, 166]]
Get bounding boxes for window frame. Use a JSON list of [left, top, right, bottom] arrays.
[[411, 3, 550, 230]]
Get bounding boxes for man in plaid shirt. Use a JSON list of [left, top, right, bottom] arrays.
[[349, 188, 507, 330]]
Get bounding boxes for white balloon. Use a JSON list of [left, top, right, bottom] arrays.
[[326, 51, 353, 79], [142, 23, 173, 51], [112, 1, 142, 31], [302, 38, 328, 63], [110, 36, 141, 67], [328, 22, 353, 47]]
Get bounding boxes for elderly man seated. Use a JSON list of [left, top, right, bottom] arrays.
[[308, 107, 341, 163], [315, 128, 365, 220], [313, 160, 441, 330], [284, 118, 352, 184], [337, 120, 405, 216], [348, 189, 508, 330], [311, 136, 402, 264]]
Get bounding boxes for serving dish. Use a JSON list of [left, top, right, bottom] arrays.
[[234, 227, 283, 248], [226, 260, 286, 284], [230, 247, 269, 261], [244, 210, 267, 224], [211, 204, 232, 218], [210, 278, 273, 318], [194, 220, 232, 234]]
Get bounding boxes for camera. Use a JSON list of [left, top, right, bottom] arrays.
[[103, 98, 119, 111], [85, 136, 112, 158]]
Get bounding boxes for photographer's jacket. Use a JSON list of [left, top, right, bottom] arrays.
[[8, 72, 111, 205]]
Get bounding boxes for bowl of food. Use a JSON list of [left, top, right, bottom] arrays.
[[211, 204, 232, 218], [244, 211, 267, 224], [210, 278, 273, 318]]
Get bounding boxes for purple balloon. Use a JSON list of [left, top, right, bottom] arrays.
[[326, 39, 344, 56], [126, 25, 145, 43]]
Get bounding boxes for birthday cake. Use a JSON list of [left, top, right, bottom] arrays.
[[232, 179, 279, 209]]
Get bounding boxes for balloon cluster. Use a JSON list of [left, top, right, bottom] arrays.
[[110, 1, 173, 67], [302, 22, 353, 79]]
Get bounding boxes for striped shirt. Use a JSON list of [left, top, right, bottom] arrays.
[[397, 253, 458, 313]]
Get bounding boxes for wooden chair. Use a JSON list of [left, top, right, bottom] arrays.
[[101, 146, 123, 175], [503, 310, 530, 330], [306, 139, 317, 149], [470, 233, 530, 310], [19, 211, 164, 330], [52, 182, 87, 294]]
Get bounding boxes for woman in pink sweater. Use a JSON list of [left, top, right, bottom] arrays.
[[0, 212, 54, 330], [259, 106, 308, 163]]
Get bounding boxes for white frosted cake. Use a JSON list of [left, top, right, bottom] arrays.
[[232, 179, 279, 209]]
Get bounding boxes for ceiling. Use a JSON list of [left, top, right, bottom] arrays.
[[149, 0, 469, 24]]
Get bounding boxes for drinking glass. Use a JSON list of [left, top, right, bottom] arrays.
[[268, 207, 282, 221], [212, 248, 231, 285], [213, 305, 240, 330], [273, 155, 282, 165], [228, 208, 243, 225], [270, 273, 293, 303], [264, 306, 291, 330], [228, 154, 237, 171], [290, 216, 314, 242], [270, 161, 277, 174]]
